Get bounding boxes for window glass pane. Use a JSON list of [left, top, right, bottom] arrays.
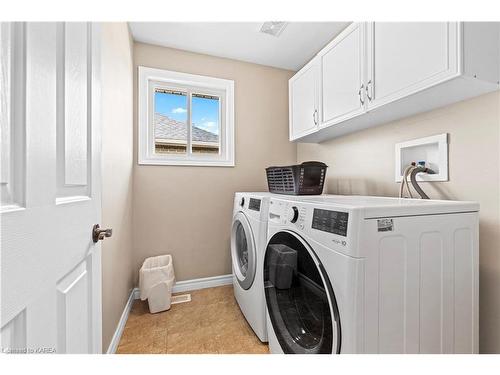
[[191, 93, 220, 155], [154, 89, 188, 154]]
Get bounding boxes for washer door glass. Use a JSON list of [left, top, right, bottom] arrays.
[[231, 212, 256, 290], [264, 231, 341, 354]]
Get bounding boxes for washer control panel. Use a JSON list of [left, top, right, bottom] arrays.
[[287, 205, 307, 229], [311, 208, 349, 237], [288, 206, 299, 223], [248, 198, 261, 212], [269, 200, 306, 229], [268, 198, 356, 256]]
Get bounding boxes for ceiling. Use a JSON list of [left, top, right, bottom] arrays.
[[129, 22, 350, 71]]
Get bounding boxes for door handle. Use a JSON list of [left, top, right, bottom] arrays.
[[92, 224, 113, 243], [365, 80, 372, 101], [358, 84, 365, 105], [313, 109, 318, 125]]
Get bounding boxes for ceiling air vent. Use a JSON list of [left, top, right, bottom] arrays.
[[260, 22, 288, 37]]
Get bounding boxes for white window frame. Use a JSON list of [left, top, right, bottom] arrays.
[[138, 66, 235, 166]]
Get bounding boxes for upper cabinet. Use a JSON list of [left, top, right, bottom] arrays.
[[365, 22, 459, 110], [289, 57, 320, 140], [290, 22, 500, 143], [320, 23, 366, 126]]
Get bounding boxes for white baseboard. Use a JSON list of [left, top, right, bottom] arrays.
[[171, 274, 233, 293], [106, 274, 233, 353], [106, 288, 136, 354]]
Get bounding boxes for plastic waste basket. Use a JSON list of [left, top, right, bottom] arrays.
[[139, 255, 175, 313]]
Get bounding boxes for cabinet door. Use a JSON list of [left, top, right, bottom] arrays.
[[289, 59, 319, 140], [366, 22, 459, 110], [320, 22, 366, 126]]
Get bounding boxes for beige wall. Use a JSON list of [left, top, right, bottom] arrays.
[[298, 91, 500, 353], [132, 43, 296, 282], [101, 23, 135, 352]]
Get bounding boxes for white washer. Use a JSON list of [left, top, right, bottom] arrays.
[[231, 192, 273, 342], [264, 195, 479, 354]]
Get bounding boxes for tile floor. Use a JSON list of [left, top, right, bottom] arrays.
[[116, 285, 269, 354]]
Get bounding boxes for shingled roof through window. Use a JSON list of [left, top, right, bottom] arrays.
[[155, 113, 219, 143]]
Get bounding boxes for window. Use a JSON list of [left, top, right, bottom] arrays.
[[138, 66, 234, 166]]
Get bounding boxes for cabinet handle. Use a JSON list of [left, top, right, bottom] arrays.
[[313, 109, 318, 125], [358, 84, 365, 105], [366, 80, 373, 101]]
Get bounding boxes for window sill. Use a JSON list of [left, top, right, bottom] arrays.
[[138, 157, 235, 167]]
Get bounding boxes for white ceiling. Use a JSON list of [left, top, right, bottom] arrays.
[[129, 22, 351, 71]]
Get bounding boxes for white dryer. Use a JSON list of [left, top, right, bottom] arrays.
[[264, 195, 479, 354], [231, 192, 272, 342]]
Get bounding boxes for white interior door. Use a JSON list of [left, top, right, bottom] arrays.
[[366, 22, 459, 110], [320, 22, 365, 126], [1, 22, 103, 354]]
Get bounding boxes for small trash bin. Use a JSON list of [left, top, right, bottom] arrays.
[[139, 255, 175, 313], [267, 244, 297, 289]]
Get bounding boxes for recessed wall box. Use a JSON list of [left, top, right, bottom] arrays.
[[395, 133, 448, 182]]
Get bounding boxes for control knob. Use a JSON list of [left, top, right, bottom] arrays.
[[288, 206, 299, 223], [240, 197, 245, 207]]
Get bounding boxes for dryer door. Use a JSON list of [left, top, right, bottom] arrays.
[[231, 212, 257, 290], [264, 230, 341, 354]]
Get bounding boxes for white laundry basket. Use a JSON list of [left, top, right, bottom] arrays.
[[139, 255, 175, 313]]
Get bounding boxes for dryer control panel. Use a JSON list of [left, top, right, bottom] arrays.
[[312, 208, 349, 237], [268, 197, 361, 257]]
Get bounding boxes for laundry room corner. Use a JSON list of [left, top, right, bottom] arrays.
[[130, 42, 297, 284]]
